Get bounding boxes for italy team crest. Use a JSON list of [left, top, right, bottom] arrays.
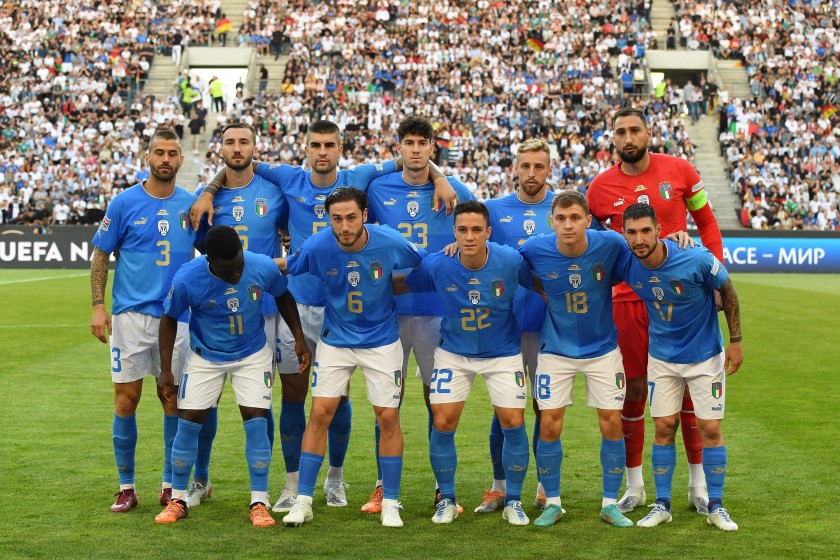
[[179, 211, 189, 229], [711, 381, 723, 399], [515, 371, 525, 388], [370, 260, 383, 280], [492, 279, 505, 297], [394, 370, 402, 387], [523, 219, 535, 235], [659, 182, 673, 201], [592, 264, 605, 281], [158, 220, 169, 236], [615, 372, 626, 389], [264, 370, 274, 388], [255, 198, 268, 216], [248, 284, 261, 301], [546, 212, 552, 227], [670, 280, 684, 295], [407, 200, 420, 217]]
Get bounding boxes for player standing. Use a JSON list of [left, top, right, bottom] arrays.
[[476, 139, 555, 513], [278, 187, 426, 528], [396, 201, 534, 526], [362, 116, 474, 513], [184, 122, 291, 508], [519, 190, 632, 528], [90, 130, 196, 512], [620, 204, 742, 531], [154, 225, 310, 527], [190, 121, 456, 511], [586, 107, 724, 514]]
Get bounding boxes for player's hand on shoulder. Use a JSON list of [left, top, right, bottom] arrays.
[[666, 230, 697, 249], [442, 241, 457, 257], [189, 192, 215, 230]]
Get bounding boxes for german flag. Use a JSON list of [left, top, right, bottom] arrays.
[[526, 38, 544, 52], [216, 18, 232, 34]]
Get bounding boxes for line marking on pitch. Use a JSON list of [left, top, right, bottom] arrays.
[[0, 273, 88, 285], [0, 323, 88, 329]]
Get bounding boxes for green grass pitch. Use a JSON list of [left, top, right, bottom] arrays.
[[0, 271, 836, 559]]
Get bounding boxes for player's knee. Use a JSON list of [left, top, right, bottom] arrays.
[[496, 409, 524, 429], [538, 418, 562, 441], [280, 374, 309, 402], [598, 410, 624, 439], [114, 387, 141, 415], [696, 419, 723, 446], [653, 415, 679, 443]]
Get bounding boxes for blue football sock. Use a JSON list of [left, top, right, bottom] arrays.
[[489, 414, 505, 481], [600, 437, 626, 500], [244, 417, 271, 492], [297, 451, 325, 498], [652, 444, 677, 503], [113, 413, 138, 485], [374, 420, 382, 481], [194, 407, 217, 482], [380, 455, 403, 501], [266, 404, 275, 450], [162, 414, 179, 484], [171, 419, 202, 492], [501, 424, 529, 503], [703, 446, 727, 511], [280, 401, 306, 473], [425, 400, 433, 441], [536, 438, 563, 498], [429, 428, 457, 501], [328, 398, 352, 468], [532, 418, 541, 483]]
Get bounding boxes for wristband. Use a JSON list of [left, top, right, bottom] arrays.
[[92, 299, 105, 306], [729, 336, 742, 343]]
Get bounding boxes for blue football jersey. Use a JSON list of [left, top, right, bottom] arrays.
[[485, 192, 554, 333], [367, 174, 475, 317], [255, 161, 396, 306], [286, 224, 425, 348], [164, 251, 289, 362], [195, 175, 288, 314], [92, 183, 196, 317], [406, 242, 532, 358], [520, 229, 627, 359], [618, 240, 728, 364]]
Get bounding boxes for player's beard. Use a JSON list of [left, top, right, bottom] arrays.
[[520, 179, 545, 198], [632, 238, 658, 260], [150, 162, 179, 181], [334, 226, 365, 249], [618, 143, 648, 164], [223, 153, 253, 171]]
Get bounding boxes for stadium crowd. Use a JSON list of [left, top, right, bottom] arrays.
[[670, 0, 840, 229], [214, 0, 702, 201], [0, 0, 223, 227]]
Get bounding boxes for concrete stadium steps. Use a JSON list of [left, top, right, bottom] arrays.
[[686, 114, 743, 229], [651, 0, 679, 49], [219, 0, 250, 36], [716, 59, 751, 99], [143, 56, 201, 191], [250, 54, 289, 95]]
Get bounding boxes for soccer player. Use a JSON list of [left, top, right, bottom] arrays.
[[189, 121, 457, 512], [277, 187, 426, 528], [90, 130, 196, 513], [361, 115, 474, 514], [476, 139, 555, 513], [185, 122, 290, 508], [396, 200, 534, 526], [619, 204, 742, 531], [154, 225, 310, 527], [586, 107, 724, 514], [519, 190, 632, 529]]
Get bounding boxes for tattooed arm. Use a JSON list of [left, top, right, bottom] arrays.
[[719, 277, 743, 375], [90, 247, 112, 343]]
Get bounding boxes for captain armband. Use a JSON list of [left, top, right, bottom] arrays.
[[685, 190, 708, 212]]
